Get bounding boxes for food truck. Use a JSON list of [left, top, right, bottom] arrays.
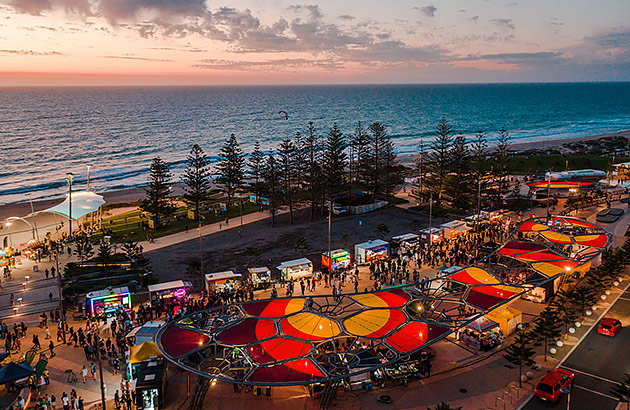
[[132, 360, 166, 410], [86, 287, 132, 317], [354, 240, 389, 265], [126, 321, 165, 346], [247, 267, 272, 289], [419, 227, 443, 243], [391, 233, 419, 253], [321, 249, 351, 273], [460, 316, 503, 351], [128, 341, 164, 379], [441, 220, 471, 240], [277, 258, 313, 281], [147, 280, 191, 305], [204, 271, 242, 292]]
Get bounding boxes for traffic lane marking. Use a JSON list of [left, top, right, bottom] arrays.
[[561, 366, 621, 386], [572, 385, 618, 401]]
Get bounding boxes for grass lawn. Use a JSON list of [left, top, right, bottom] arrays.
[[89, 198, 259, 243], [510, 154, 629, 175]]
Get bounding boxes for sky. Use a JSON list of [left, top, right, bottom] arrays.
[[0, 0, 628, 86]]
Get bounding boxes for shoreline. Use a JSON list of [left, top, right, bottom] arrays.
[[2, 129, 628, 220]]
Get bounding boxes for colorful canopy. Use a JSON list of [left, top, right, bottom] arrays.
[[129, 342, 163, 364], [527, 180, 595, 189], [156, 216, 609, 386]]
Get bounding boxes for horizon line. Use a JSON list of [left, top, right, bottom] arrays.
[[1, 80, 629, 89]]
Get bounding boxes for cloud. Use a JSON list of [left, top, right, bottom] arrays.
[[469, 16, 479, 22], [338, 14, 354, 21], [0, 48, 63, 55], [490, 18, 515, 30], [194, 57, 342, 70], [100, 54, 173, 61], [417, 4, 436, 17], [8, 0, 91, 16], [460, 51, 563, 63]]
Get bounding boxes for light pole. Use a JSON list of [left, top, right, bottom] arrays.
[[66, 173, 74, 239], [26, 193, 40, 242], [86, 164, 92, 192], [5, 221, 13, 247], [546, 171, 551, 220], [55, 251, 67, 344], [428, 193, 433, 247]]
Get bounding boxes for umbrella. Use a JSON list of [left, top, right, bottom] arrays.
[[0, 352, 9, 363], [0, 362, 35, 385]]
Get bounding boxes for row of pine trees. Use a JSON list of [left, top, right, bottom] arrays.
[[141, 121, 402, 227]]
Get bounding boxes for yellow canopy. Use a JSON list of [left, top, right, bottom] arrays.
[[129, 342, 163, 364], [486, 306, 522, 336]]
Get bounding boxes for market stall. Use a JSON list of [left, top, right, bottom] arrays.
[[321, 249, 351, 273], [86, 287, 131, 317], [460, 316, 503, 351], [354, 240, 389, 265], [248, 267, 272, 289], [205, 271, 242, 292], [132, 360, 166, 410], [128, 342, 164, 380], [277, 258, 313, 281], [486, 305, 522, 336], [148, 280, 192, 305]]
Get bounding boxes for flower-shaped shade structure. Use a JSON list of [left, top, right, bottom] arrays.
[[156, 217, 609, 386]]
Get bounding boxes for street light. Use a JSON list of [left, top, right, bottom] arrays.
[[25, 193, 40, 242], [5, 221, 13, 247], [66, 173, 74, 239]]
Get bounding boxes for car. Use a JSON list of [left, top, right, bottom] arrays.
[[534, 368, 575, 402], [598, 318, 622, 337]]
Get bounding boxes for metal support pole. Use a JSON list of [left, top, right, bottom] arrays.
[[67, 173, 74, 239], [26, 193, 40, 242], [96, 340, 107, 410], [428, 193, 433, 247]]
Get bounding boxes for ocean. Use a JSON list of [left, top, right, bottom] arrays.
[[1, 82, 630, 204]]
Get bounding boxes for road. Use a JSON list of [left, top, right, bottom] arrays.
[[521, 286, 630, 410]]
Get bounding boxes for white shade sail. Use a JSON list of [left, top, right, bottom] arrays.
[[36, 191, 105, 220]]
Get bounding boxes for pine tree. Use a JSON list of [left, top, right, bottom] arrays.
[[216, 133, 245, 209], [262, 154, 280, 227], [248, 141, 266, 206], [141, 157, 174, 225], [448, 133, 472, 211], [427, 404, 462, 410], [471, 131, 488, 216], [380, 134, 403, 202], [322, 123, 347, 206], [182, 144, 211, 225], [503, 330, 536, 388], [278, 138, 298, 224], [303, 122, 323, 220], [551, 290, 579, 333], [294, 236, 310, 255], [531, 307, 562, 361], [368, 122, 386, 200], [427, 119, 453, 202], [353, 121, 371, 187], [73, 233, 93, 265], [375, 223, 390, 239], [185, 260, 201, 288], [610, 373, 630, 410], [493, 127, 512, 203], [97, 242, 114, 267], [567, 286, 598, 317]]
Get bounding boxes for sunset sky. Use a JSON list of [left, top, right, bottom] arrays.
[[0, 0, 628, 85]]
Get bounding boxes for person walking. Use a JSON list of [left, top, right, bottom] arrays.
[[80, 365, 88, 383], [49, 340, 55, 357], [62, 393, 70, 410], [33, 334, 41, 350], [91, 362, 97, 380], [45, 326, 51, 339]]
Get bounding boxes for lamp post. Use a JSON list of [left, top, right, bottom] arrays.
[[66, 173, 74, 239], [25, 193, 40, 242], [55, 251, 67, 344], [546, 171, 551, 220], [86, 164, 92, 192], [5, 221, 13, 247]]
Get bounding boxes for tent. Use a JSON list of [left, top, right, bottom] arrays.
[[35, 191, 105, 220], [0, 362, 34, 385], [486, 306, 522, 336], [466, 316, 500, 333], [129, 342, 163, 364], [0, 352, 9, 363]]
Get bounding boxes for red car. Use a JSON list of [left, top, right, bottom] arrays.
[[534, 368, 575, 402], [598, 318, 622, 337]]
